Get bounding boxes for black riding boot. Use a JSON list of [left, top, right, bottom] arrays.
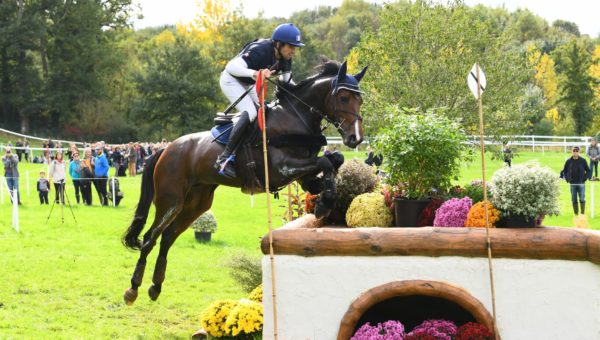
[[580, 202, 585, 215], [573, 203, 579, 215], [215, 111, 251, 178]]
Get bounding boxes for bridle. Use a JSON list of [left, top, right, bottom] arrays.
[[266, 77, 363, 134]]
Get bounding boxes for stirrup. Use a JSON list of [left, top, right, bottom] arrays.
[[218, 155, 237, 178]]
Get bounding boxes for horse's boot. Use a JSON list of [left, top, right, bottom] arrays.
[[215, 111, 250, 179]]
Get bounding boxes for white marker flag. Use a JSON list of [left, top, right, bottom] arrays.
[[467, 63, 486, 99]]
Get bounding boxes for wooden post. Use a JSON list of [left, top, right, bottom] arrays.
[[475, 64, 499, 340], [258, 71, 278, 340], [287, 184, 293, 222]]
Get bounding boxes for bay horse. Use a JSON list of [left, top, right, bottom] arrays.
[[122, 60, 368, 304]]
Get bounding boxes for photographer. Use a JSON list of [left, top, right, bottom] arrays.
[[2, 147, 21, 204], [49, 152, 67, 204]]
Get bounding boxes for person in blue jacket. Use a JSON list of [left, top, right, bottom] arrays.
[[68, 151, 82, 204], [94, 145, 109, 206]]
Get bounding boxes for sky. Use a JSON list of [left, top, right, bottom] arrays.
[[132, 0, 600, 38]]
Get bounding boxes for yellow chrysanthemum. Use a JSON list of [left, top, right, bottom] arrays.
[[464, 201, 500, 228], [225, 299, 263, 337], [200, 299, 237, 337], [248, 284, 262, 303]]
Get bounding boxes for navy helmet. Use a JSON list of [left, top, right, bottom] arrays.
[[272, 23, 305, 47]]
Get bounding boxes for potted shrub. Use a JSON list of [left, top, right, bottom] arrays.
[[191, 211, 217, 242], [373, 107, 471, 227], [490, 162, 560, 227]]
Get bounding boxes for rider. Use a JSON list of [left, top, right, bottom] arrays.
[[215, 23, 305, 178]]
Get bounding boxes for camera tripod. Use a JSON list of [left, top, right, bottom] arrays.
[[46, 180, 77, 224]]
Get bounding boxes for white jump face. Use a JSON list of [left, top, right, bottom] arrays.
[[262, 256, 600, 340]]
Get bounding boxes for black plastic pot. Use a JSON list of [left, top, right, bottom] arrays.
[[394, 198, 431, 227], [501, 214, 536, 228], [194, 231, 212, 242]]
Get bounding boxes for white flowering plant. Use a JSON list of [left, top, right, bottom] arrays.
[[191, 211, 217, 233], [490, 162, 560, 219]]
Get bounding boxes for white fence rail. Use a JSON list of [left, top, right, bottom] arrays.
[[326, 135, 594, 153]]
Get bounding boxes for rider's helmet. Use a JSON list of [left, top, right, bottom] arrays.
[[272, 23, 305, 47]]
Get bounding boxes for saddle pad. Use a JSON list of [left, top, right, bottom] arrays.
[[210, 124, 233, 145]]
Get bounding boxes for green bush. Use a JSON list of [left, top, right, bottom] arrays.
[[450, 180, 492, 203], [374, 108, 472, 199], [224, 252, 262, 293], [335, 158, 379, 217], [346, 192, 393, 228]]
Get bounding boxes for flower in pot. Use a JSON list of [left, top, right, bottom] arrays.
[[191, 210, 217, 242], [490, 161, 560, 227], [373, 107, 471, 227]]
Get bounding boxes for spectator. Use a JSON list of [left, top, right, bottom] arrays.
[[37, 170, 50, 204], [561, 146, 591, 215], [587, 138, 599, 181], [2, 147, 21, 204], [69, 152, 83, 204], [24, 140, 30, 162], [15, 139, 23, 161], [126, 142, 136, 176], [94, 145, 109, 206], [503, 143, 513, 167], [80, 148, 94, 205], [364, 146, 383, 167], [49, 152, 67, 204]]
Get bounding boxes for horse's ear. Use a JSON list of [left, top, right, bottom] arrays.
[[337, 60, 348, 81], [355, 66, 368, 82]]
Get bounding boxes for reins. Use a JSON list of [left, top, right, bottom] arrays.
[[266, 77, 360, 134]]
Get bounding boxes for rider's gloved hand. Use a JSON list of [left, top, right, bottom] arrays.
[[253, 69, 272, 80]]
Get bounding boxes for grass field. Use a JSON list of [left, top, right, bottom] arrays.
[[0, 149, 598, 338]]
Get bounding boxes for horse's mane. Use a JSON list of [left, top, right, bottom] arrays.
[[275, 58, 340, 100]]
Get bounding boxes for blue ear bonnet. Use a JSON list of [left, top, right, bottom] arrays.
[[331, 61, 368, 95], [332, 75, 363, 94]]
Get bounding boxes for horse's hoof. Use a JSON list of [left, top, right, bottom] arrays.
[[124, 288, 138, 305], [148, 284, 161, 301], [314, 203, 332, 219]]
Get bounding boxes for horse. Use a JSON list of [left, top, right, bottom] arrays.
[[122, 59, 368, 304]]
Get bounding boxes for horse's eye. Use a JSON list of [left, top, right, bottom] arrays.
[[340, 96, 350, 104]]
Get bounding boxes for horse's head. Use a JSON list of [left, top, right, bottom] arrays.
[[326, 61, 368, 148]]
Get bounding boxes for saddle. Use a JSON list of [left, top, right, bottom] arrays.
[[209, 106, 327, 194]]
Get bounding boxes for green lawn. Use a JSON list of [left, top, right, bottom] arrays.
[[0, 150, 598, 338]]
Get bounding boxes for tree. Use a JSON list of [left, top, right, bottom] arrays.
[[554, 39, 594, 135], [351, 0, 530, 136], [131, 28, 221, 140]]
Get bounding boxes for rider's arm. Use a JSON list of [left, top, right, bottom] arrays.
[[225, 56, 256, 79], [279, 71, 295, 85]]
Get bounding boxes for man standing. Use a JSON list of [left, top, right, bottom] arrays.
[[587, 138, 599, 181], [2, 148, 21, 204], [562, 146, 591, 215], [94, 145, 109, 206]]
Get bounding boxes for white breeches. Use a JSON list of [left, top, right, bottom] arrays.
[[220, 71, 259, 122]]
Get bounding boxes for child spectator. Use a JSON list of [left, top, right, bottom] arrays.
[[37, 170, 50, 204]]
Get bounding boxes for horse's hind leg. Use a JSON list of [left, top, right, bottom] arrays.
[[124, 199, 183, 305], [148, 185, 217, 301]]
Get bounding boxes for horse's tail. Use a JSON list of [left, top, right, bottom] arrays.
[[122, 148, 165, 250]]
